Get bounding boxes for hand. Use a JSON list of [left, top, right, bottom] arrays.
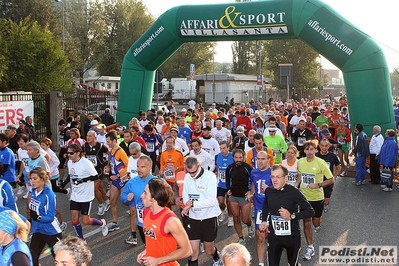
[[175, 197, 183, 206], [30, 210, 39, 221], [137, 250, 146, 264], [307, 183, 319, 189], [278, 207, 291, 220], [127, 193, 134, 201], [141, 256, 159, 266], [227, 190, 232, 196], [258, 221, 267, 232]]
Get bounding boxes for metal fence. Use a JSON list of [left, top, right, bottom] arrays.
[[0, 92, 49, 140], [63, 90, 119, 118]]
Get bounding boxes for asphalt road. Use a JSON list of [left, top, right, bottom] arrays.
[[16, 174, 399, 266]]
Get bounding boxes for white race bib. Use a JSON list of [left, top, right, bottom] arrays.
[[298, 137, 306, 146], [301, 173, 315, 188], [271, 215, 291, 236], [136, 205, 144, 224], [147, 143, 155, 152], [287, 171, 298, 186], [164, 166, 175, 179], [86, 155, 97, 167], [256, 210, 263, 225], [218, 171, 226, 183]]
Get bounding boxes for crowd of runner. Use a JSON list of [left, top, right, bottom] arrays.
[[0, 95, 398, 265]]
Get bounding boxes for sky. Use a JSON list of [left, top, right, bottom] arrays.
[[143, 0, 399, 70]]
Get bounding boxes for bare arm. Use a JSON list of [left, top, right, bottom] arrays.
[[140, 216, 192, 265]]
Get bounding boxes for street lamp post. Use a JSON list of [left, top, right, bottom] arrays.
[[55, 0, 64, 51]]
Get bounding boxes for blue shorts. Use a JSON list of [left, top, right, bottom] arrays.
[[111, 178, 127, 190]]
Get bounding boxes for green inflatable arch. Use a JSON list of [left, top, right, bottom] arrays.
[[118, 0, 394, 134]]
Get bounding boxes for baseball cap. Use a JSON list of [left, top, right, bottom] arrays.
[[58, 119, 66, 126], [202, 126, 212, 131], [268, 125, 277, 131], [181, 108, 187, 112], [321, 129, 331, 136], [170, 127, 179, 132], [266, 111, 275, 116], [237, 126, 244, 133], [6, 124, 17, 130], [98, 124, 106, 129], [90, 120, 99, 126], [19, 119, 26, 125]]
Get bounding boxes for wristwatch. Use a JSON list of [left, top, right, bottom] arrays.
[[318, 183, 323, 188], [290, 213, 296, 220], [37, 215, 42, 221]]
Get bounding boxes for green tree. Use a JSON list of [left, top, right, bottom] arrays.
[[0, 34, 7, 82], [0, 18, 72, 93], [93, 0, 154, 76], [160, 42, 215, 79], [263, 39, 322, 93], [0, 0, 63, 43]]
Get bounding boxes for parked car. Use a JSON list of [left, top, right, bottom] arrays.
[[86, 101, 117, 118]]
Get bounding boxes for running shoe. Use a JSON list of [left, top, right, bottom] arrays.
[[101, 219, 109, 236], [200, 242, 205, 253], [366, 169, 370, 173], [383, 187, 393, 192], [381, 184, 387, 188], [66, 188, 71, 195], [339, 171, 346, 177], [60, 222, 68, 234], [303, 246, 315, 260], [22, 191, 29, 199], [218, 209, 227, 222], [17, 186, 25, 195], [238, 237, 246, 245], [361, 180, 366, 185], [323, 205, 329, 213], [125, 235, 138, 245], [346, 163, 351, 169], [108, 222, 120, 232], [248, 223, 255, 238], [314, 226, 321, 233], [212, 252, 222, 266], [98, 204, 105, 216], [352, 181, 361, 186], [227, 217, 234, 227], [106, 190, 110, 198], [104, 200, 110, 212]]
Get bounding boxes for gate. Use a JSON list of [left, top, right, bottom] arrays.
[[0, 92, 50, 140]]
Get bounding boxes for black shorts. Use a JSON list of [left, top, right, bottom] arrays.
[[309, 200, 324, 218], [217, 187, 228, 198], [58, 148, 67, 169], [70, 200, 92, 216], [323, 184, 334, 198], [268, 235, 301, 266], [187, 216, 218, 242]]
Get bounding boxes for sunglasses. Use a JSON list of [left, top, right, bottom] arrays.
[[186, 166, 199, 175], [67, 152, 76, 155], [130, 153, 138, 156]]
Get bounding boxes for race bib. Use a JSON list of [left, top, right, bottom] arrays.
[[22, 158, 29, 167], [256, 210, 263, 225], [164, 166, 175, 179], [86, 155, 97, 167], [271, 215, 291, 236], [301, 173, 315, 188], [298, 137, 306, 146], [136, 205, 144, 224], [29, 198, 40, 213], [338, 136, 345, 145], [287, 171, 298, 186], [147, 143, 155, 152], [218, 171, 226, 183], [59, 139, 65, 147]]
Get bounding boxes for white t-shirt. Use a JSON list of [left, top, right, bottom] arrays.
[[210, 127, 231, 143], [68, 157, 97, 202], [161, 138, 189, 156], [127, 156, 139, 178], [200, 137, 220, 163], [189, 149, 214, 171], [45, 148, 60, 178], [188, 100, 196, 110]]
